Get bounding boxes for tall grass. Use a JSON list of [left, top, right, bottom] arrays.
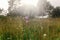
[[0, 16, 60, 40]]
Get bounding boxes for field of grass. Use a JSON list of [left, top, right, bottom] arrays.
[[0, 16, 60, 40]]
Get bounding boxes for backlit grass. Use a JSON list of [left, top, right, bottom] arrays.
[[0, 16, 60, 40]]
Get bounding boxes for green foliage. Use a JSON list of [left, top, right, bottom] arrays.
[[50, 7, 60, 18], [1, 32, 17, 40]]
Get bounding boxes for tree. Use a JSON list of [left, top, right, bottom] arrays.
[[46, 2, 54, 13], [50, 7, 60, 18], [0, 8, 3, 13], [38, 2, 54, 16], [7, 11, 21, 17], [8, 0, 15, 12], [44, 2, 54, 18], [7, 0, 21, 16]]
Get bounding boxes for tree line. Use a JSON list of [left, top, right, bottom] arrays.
[[0, 0, 60, 18]]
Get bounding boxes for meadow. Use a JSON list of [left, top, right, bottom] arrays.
[[0, 16, 60, 40]]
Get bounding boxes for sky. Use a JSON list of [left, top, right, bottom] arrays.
[[0, 0, 9, 10], [0, 0, 60, 10], [47, 0, 60, 7]]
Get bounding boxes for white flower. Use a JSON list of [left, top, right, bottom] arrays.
[[43, 34, 47, 37]]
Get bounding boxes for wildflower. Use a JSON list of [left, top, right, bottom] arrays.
[[25, 16, 29, 20], [43, 34, 47, 37], [24, 16, 29, 23]]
